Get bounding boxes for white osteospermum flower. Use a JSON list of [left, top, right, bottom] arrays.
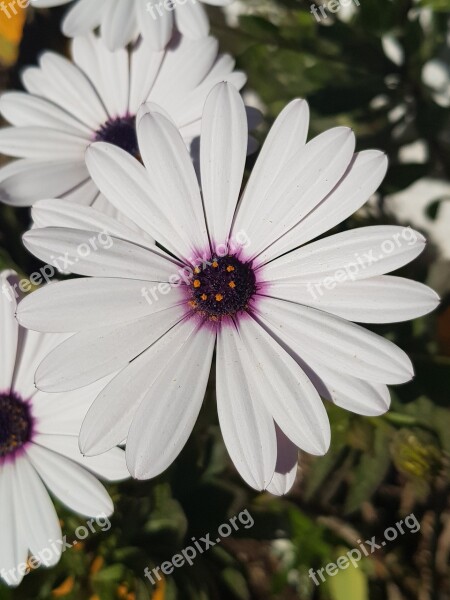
[[0, 271, 129, 588], [32, 0, 233, 51], [0, 33, 245, 209], [17, 83, 439, 496], [422, 58, 450, 107]]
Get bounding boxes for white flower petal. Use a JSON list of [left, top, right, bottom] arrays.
[[138, 0, 174, 51], [31, 199, 154, 247], [12, 330, 67, 398], [37, 52, 108, 129], [71, 35, 129, 117], [301, 360, 392, 417], [238, 316, 331, 455], [256, 296, 414, 384], [266, 276, 440, 323], [26, 443, 114, 518], [233, 99, 309, 236], [0, 461, 28, 586], [17, 277, 185, 333], [0, 92, 92, 136], [216, 325, 277, 490], [0, 272, 19, 390], [266, 426, 298, 496], [245, 127, 356, 259], [35, 304, 185, 392], [61, 0, 105, 37], [126, 318, 215, 479], [100, 0, 138, 52], [12, 456, 62, 567], [86, 142, 191, 258], [33, 434, 129, 481], [175, 0, 209, 39], [263, 226, 426, 282], [129, 38, 165, 114], [0, 159, 88, 206], [80, 316, 197, 456], [136, 112, 209, 257], [258, 150, 389, 260], [22, 227, 178, 280], [0, 127, 88, 160], [201, 82, 247, 248]]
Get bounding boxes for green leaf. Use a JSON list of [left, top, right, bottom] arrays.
[[344, 426, 392, 514]]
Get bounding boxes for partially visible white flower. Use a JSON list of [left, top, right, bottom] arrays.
[[382, 35, 405, 67], [336, 1, 358, 23], [422, 59, 450, 107], [0, 271, 128, 587], [17, 83, 439, 497], [386, 178, 450, 259], [0, 33, 245, 211], [398, 140, 429, 164], [32, 0, 233, 51]]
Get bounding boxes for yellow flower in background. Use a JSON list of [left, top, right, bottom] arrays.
[[0, 0, 26, 66]]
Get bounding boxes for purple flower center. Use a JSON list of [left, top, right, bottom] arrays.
[[0, 391, 33, 459], [188, 255, 257, 321], [95, 115, 140, 159]]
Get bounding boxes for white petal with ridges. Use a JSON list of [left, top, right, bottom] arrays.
[[26, 443, 114, 518], [265, 276, 440, 323], [35, 305, 185, 392], [238, 316, 331, 455], [245, 127, 356, 259], [86, 142, 191, 259], [12, 456, 62, 567], [201, 83, 247, 248], [216, 325, 277, 490], [137, 112, 209, 258], [262, 226, 426, 282], [256, 296, 414, 384], [258, 150, 389, 261], [16, 278, 185, 333], [266, 426, 299, 496], [126, 319, 215, 479], [233, 99, 310, 235], [0, 272, 18, 390], [23, 228, 177, 280]]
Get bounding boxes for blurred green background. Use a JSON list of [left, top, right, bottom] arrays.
[[0, 1, 449, 599]]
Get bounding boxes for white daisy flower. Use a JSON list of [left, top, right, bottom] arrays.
[[0, 271, 129, 588], [32, 0, 233, 51], [17, 83, 439, 496], [0, 32, 245, 210]]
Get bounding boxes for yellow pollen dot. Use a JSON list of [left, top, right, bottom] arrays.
[[188, 300, 197, 308], [228, 281, 236, 289], [194, 267, 201, 274], [212, 261, 219, 268], [215, 293, 223, 302], [193, 279, 201, 288], [226, 266, 235, 272], [201, 294, 207, 301]]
